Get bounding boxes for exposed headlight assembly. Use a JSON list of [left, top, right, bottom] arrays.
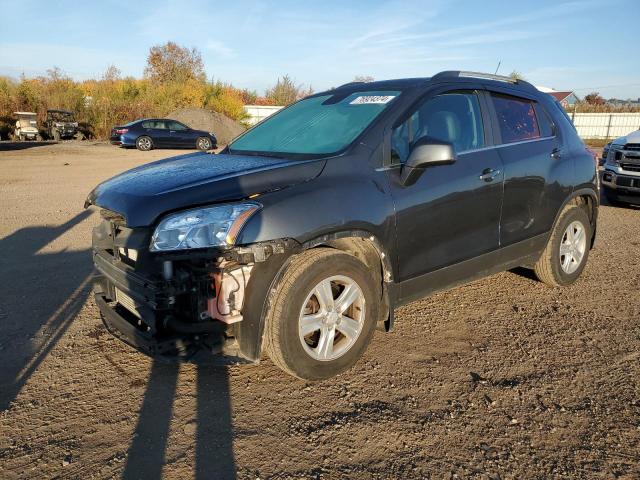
[[150, 202, 260, 252]]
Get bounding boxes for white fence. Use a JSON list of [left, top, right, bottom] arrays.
[[244, 105, 284, 126], [569, 112, 640, 140]]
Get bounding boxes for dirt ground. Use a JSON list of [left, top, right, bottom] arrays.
[[0, 141, 638, 479]]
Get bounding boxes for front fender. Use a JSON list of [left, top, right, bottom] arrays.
[[236, 153, 397, 276]]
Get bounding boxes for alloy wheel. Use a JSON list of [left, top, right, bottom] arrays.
[[559, 220, 586, 274], [197, 138, 211, 150], [138, 137, 152, 150], [298, 275, 366, 361]]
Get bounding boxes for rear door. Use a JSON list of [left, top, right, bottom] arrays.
[[387, 86, 504, 284], [146, 120, 171, 147], [485, 89, 573, 247]]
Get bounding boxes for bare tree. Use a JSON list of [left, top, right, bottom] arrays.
[[584, 92, 606, 105], [508, 70, 525, 81], [144, 42, 206, 84], [102, 65, 121, 82], [265, 75, 313, 105], [354, 75, 375, 83]]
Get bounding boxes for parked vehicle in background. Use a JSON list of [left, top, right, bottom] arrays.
[[13, 112, 40, 141], [45, 110, 79, 140], [110, 119, 217, 151], [87, 71, 599, 380], [602, 141, 611, 166], [601, 129, 640, 205]]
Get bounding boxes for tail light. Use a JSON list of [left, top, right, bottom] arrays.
[[114, 128, 128, 134]]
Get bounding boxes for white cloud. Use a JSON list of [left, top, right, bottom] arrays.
[[205, 40, 235, 59]]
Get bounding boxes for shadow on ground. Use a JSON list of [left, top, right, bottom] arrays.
[[0, 210, 93, 410], [122, 362, 236, 479], [0, 141, 58, 152], [0, 209, 237, 478]]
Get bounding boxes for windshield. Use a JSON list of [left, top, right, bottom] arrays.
[[229, 90, 400, 157], [50, 112, 74, 121]]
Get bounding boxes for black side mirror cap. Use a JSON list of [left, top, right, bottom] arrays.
[[400, 137, 456, 186]]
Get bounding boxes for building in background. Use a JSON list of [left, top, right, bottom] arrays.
[[536, 86, 580, 108]]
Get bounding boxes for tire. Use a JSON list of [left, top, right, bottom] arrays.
[[136, 136, 153, 151], [534, 205, 591, 287], [264, 248, 380, 380], [196, 136, 212, 151]]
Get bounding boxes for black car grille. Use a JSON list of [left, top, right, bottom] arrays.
[[624, 143, 640, 151], [620, 163, 640, 173], [616, 176, 639, 188]]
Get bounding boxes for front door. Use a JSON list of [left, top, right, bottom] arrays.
[[386, 88, 504, 285], [167, 120, 192, 147]]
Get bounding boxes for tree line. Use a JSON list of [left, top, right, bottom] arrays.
[[0, 42, 314, 140]]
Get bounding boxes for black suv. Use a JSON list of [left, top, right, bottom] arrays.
[[45, 109, 79, 140], [86, 71, 598, 380]]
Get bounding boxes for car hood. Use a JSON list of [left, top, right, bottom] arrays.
[[612, 129, 640, 146], [86, 151, 326, 227]]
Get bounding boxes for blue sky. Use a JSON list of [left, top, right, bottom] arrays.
[[1, 0, 639, 99]]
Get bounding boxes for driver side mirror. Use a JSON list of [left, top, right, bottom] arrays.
[[400, 137, 457, 186]]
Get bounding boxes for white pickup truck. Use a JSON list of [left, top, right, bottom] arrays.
[[601, 129, 640, 205]]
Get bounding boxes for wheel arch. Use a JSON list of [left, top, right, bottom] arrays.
[[552, 188, 599, 249], [237, 230, 395, 362]]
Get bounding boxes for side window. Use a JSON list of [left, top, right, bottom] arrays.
[[491, 93, 540, 143], [168, 121, 188, 131], [391, 91, 484, 163], [141, 121, 151, 129], [150, 120, 166, 129], [534, 104, 555, 137]]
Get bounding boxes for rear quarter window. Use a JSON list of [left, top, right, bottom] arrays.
[[491, 93, 541, 143], [534, 104, 555, 137]]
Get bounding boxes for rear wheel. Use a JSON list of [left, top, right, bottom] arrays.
[[534, 205, 591, 287], [264, 248, 379, 380], [196, 137, 212, 151], [136, 136, 153, 151]]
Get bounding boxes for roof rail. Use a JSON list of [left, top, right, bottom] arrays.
[[431, 70, 536, 90], [337, 81, 367, 88]]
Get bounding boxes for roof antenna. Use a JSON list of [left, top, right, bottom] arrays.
[[494, 60, 501, 75]]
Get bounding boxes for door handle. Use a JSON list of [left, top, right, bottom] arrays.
[[479, 168, 501, 182], [551, 148, 562, 159]]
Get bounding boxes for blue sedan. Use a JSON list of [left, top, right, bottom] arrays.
[[110, 119, 217, 151]]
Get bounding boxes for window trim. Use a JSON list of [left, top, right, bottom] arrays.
[[385, 86, 490, 166]]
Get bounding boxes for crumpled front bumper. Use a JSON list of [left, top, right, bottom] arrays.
[[93, 247, 202, 357]]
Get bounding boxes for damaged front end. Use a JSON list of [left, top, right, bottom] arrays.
[[92, 209, 295, 363]]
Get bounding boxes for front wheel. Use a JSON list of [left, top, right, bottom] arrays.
[[534, 205, 591, 287], [264, 248, 380, 380], [136, 136, 153, 151], [196, 136, 212, 151]]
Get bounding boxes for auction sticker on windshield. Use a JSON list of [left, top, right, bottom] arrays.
[[350, 95, 396, 105]]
